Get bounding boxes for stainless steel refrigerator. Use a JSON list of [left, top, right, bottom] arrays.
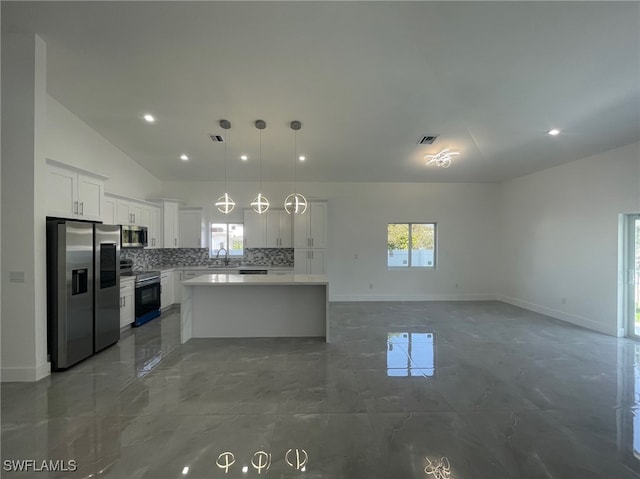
[[46, 219, 121, 370]]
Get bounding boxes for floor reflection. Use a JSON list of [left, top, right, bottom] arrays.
[[5, 303, 640, 478], [387, 332, 434, 377]]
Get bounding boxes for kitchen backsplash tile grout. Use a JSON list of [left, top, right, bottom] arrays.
[[121, 247, 294, 269]]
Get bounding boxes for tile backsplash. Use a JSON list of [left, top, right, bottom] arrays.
[[121, 248, 293, 269]]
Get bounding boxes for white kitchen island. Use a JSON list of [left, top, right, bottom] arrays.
[[180, 274, 329, 343]]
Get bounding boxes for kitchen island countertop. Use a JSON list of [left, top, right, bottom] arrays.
[[182, 273, 327, 286]]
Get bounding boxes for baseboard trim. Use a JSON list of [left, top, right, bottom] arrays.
[[330, 294, 498, 302], [498, 295, 615, 336], [1, 362, 51, 382]]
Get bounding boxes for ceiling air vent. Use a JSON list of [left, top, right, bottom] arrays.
[[418, 135, 438, 145], [209, 134, 224, 142]]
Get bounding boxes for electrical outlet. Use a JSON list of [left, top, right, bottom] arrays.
[[369, 283, 373, 289], [354, 253, 358, 260], [561, 297, 567, 305]]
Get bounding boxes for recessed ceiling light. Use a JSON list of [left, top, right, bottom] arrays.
[[298, 155, 306, 162], [182, 466, 189, 475], [240, 155, 248, 161], [548, 128, 560, 136], [180, 154, 189, 161], [143, 114, 155, 123]]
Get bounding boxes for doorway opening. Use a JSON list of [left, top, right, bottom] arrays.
[[625, 215, 640, 339]]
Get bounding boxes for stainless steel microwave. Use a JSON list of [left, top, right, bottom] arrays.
[[120, 225, 148, 248]]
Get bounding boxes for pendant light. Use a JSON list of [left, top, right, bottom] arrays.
[[284, 120, 307, 215], [215, 119, 236, 214], [250, 120, 270, 214]]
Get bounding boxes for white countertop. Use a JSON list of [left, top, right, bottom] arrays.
[[120, 276, 135, 284], [182, 273, 328, 286], [160, 265, 294, 272]]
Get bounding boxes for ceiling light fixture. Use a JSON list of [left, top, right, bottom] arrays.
[[240, 155, 248, 161], [143, 114, 155, 123], [298, 155, 306, 162], [180, 154, 189, 161], [215, 119, 236, 214], [284, 121, 308, 215], [424, 148, 459, 168], [251, 120, 270, 214], [548, 128, 561, 136]]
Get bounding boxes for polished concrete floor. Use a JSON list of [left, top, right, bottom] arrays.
[[2, 301, 640, 478]]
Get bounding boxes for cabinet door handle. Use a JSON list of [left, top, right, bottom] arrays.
[[74, 201, 78, 214], [311, 237, 314, 247], [174, 238, 177, 246], [123, 296, 126, 307], [133, 214, 136, 223]]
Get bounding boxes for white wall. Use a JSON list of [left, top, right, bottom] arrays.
[[499, 141, 640, 336], [46, 96, 162, 199], [1, 33, 50, 381], [163, 180, 501, 301]]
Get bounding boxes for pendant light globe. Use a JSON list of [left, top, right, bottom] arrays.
[[285, 120, 307, 215], [216, 193, 236, 214], [284, 193, 307, 215]]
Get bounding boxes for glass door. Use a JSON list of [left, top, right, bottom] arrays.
[[628, 215, 640, 338]]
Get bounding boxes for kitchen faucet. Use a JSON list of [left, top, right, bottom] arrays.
[[216, 247, 230, 266]]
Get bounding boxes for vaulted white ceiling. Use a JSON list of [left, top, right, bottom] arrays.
[[3, 1, 639, 183]]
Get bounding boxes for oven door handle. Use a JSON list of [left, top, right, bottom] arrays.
[[135, 277, 160, 287]]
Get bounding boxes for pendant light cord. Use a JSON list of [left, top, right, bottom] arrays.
[[293, 130, 297, 195], [259, 129, 263, 193], [224, 130, 228, 193]]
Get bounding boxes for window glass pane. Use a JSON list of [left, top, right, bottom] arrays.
[[211, 223, 244, 257], [228, 223, 244, 256], [411, 223, 435, 267], [388, 223, 409, 267], [211, 223, 227, 254]]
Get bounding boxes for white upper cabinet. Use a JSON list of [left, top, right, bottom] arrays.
[[162, 200, 180, 249], [293, 201, 327, 249], [45, 159, 107, 222], [245, 209, 292, 248], [244, 209, 267, 248], [103, 196, 117, 225], [179, 208, 206, 248], [266, 209, 292, 248], [146, 205, 163, 248], [116, 199, 144, 225]]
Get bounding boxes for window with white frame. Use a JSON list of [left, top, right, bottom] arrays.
[[210, 223, 244, 257], [387, 223, 436, 268]]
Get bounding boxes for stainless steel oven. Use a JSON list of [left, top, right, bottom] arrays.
[[134, 273, 161, 327], [119, 259, 160, 327]]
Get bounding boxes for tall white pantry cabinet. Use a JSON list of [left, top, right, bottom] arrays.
[[293, 201, 327, 274]]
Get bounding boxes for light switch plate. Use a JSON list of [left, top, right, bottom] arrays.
[[9, 271, 25, 283]]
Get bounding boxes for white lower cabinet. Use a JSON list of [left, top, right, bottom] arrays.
[[161, 271, 175, 309], [294, 249, 326, 274], [120, 280, 134, 328], [174, 271, 183, 303], [182, 270, 202, 281]]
